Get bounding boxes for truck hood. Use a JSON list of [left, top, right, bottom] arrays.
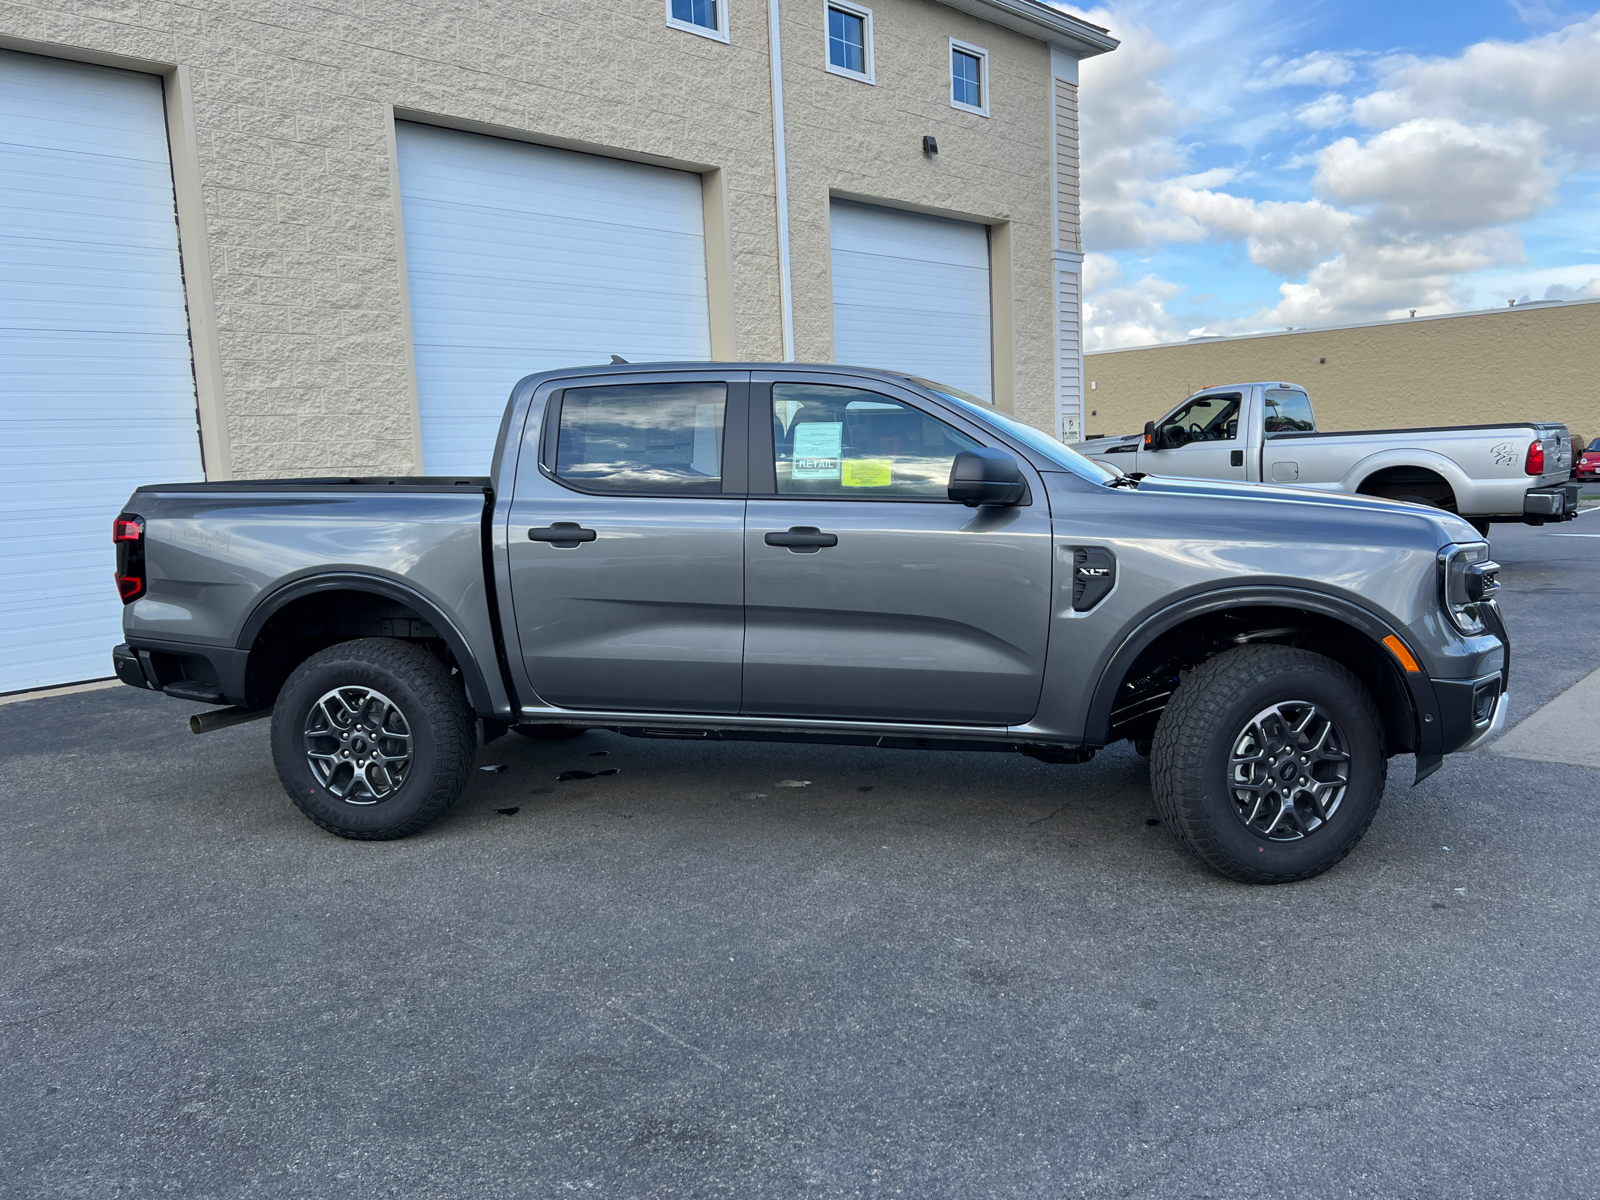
[[1129, 473, 1482, 546], [1077, 434, 1139, 458]]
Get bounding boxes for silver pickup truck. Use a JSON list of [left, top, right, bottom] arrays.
[[1076, 382, 1579, 536], [111, 363, 1510, 884]]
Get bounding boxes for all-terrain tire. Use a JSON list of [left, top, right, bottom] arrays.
[[1150, 644, 1387, 884], [271, 638, 475, 840]]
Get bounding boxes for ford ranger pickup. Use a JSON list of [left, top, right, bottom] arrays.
[[111, 363, 1510, 884]]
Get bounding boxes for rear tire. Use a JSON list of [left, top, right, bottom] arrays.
[[1150, 645, 1386, 884], [271, 638, 475, 840]]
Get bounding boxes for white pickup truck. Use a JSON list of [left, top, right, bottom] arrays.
[[1076, 382, 1579, 535]]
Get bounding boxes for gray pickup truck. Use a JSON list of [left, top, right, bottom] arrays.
[[111, 363, 1510, 884], [1077, 382, 1579, 536]]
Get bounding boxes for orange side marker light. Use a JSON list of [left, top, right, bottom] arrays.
[[1383, 635, 1422, 674]]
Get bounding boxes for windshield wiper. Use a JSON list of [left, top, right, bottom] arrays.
[[1109, 472, 1146, 489]]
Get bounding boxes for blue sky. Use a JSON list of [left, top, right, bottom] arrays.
[[1060, 1, 1600, 346]]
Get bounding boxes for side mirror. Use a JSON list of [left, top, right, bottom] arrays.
[[1144, 421, 1158, 451], [948, 449, 1025, 507]]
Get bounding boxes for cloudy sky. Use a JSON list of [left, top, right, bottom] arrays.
[[1059, 0, 1600, 349]]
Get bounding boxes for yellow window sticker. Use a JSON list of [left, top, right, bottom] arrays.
[[842, 458, 892, 488]]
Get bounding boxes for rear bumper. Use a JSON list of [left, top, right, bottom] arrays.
[[113, 640, 242, 705], [1523, 481, 1581, 522]]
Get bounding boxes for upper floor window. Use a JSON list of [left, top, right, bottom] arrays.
[[950, 40, 988, 115], [826, 2, 874, 83], [667, 0, 728, 43]]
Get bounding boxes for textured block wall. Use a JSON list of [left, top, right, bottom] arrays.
[[3, 0, 1065, 475]]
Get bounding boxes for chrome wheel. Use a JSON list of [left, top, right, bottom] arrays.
[[1228, 700, 1350, 841], [303, 686, 413, 804]]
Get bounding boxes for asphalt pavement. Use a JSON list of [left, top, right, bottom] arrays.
[[3, 516, 1598, 1199]]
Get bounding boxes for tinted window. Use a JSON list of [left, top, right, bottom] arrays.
[[1264, 388, 1316, 435], [952, 49, 982, 107], [555, 382, 726, 494], [1161, 394, 1240, 443], [772, 383, 981, 498], [670, 0, 717, 29]]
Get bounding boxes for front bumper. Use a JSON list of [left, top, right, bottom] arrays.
[[1453, 688, 1508, 754]]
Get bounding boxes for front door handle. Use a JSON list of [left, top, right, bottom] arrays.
[[528, 522, 597, 548], [765, 526, 838, 553]]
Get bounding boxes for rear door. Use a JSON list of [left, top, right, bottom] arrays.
[[741, 374, 1053, 726], [504, 372, 748, 713]]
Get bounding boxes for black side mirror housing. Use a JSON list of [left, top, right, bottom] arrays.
[[1144, 421, 1159, 450], [948, 449, 1025, 507]]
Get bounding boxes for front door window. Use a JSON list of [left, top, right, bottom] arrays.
[[771, 383, 981, 498]]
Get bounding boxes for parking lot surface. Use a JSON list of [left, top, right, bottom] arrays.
[[3, 518, 1598, 1199]]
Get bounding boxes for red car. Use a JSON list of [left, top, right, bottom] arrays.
[[1577, 448, 1600, 481]]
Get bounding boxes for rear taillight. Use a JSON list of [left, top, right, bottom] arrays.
[[113, 513, 145, 604], [1525, 439, 1545, 476]]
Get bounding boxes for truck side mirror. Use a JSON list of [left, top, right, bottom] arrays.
[[1144, 421, 1158, 450], [948, 449, 1025, 507]]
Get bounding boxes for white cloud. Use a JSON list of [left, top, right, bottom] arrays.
[[1081, 254, 1189, 349], [1295, 92, 1351, 129], [1353, 15, 1600, 160], [1314, 118, 1558, 233], [1545, 277, 1600, 299], [1249, 51, 1357, 90]]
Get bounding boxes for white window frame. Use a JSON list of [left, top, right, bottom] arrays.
[[666, 0, 729, 43], [949, 38, 989, 116], [825, 0, 875, 85]]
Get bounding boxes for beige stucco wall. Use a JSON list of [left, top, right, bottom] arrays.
[[2, 0, 1076, 477], [1083, 300, 1600, 445]]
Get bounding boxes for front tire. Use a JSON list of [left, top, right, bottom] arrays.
[[1150, 645, 1386, 884], [271, 638, 475, 840]]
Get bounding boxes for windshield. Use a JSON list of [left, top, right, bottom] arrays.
[[906, 376, 1120, 484]]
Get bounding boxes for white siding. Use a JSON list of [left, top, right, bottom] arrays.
[[0, 51, 203, 694], [829, 199, 993, 402], [1056, 261, 1083, 441], [395, 123, 713, 475]]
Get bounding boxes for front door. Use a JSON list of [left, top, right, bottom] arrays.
[[1136, 391, 1247, 481], [505, 373, 749, 713], [742, 376, 1053, 726]]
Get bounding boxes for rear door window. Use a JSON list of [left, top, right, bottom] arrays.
[[1264, 388, 1315, 435], [553, 382, 727, 494], [770, 383, 982, 498]]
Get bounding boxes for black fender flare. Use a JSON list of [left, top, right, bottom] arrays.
[[1082, 585, 1438, 755], [236, 572, 495, 715]]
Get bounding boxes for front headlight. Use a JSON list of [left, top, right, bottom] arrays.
[[1439, 542, 1500, 635]]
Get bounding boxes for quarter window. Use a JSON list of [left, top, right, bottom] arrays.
[[667, 0, 727, 42], [555, 382, 727, 495], [771, 383, 981, 498], [826, 3, 874, 82], [950, 41, 987, 114]]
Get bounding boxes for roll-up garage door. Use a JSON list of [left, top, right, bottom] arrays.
[[0, 51, 204, 694], [395, 123, 713, 474], [830, 199, 993, 402]]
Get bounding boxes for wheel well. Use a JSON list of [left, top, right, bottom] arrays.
[[1105, 605, 1416, 755], [242, 588, 467, 710], [1357, 466, 1457, 511]]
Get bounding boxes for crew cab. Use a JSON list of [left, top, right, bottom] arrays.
[[111, 363, 1510, 884], [1076, 382, 1579, 535]]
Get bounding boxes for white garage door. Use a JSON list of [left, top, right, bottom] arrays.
[[395, 123, 713, 474], [830, 199, 993, 402], [0, 51, 203, 694]]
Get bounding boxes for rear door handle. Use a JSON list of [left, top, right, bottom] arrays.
[[528, 522, 597, 547], [765, 526, 838, 553]]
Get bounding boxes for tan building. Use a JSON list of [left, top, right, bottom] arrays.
[[1083, 298, 1600, 445], [0, 0, 1113, 692]]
